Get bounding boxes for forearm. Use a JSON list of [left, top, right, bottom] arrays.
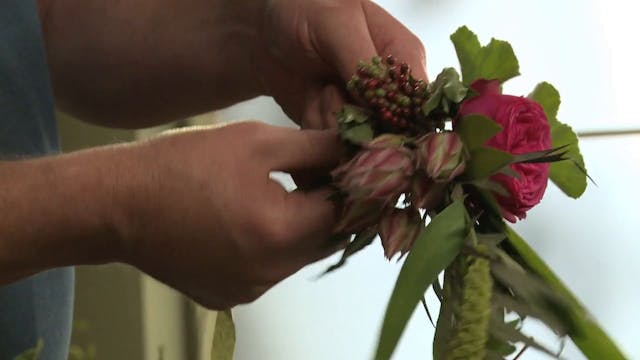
[[0, 149, 125, 284], [39, 0, 266, 128]]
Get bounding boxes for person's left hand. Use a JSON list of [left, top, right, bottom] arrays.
[[255, 0, 428, 130]]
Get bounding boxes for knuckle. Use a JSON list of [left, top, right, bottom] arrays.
[[249, 193, 294, 246]]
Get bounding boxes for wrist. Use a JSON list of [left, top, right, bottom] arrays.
[[0, 150, 126, 278]]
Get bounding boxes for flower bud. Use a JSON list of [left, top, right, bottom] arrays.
[[367, 134, 406, 148], [332, 137, 414, 204], [379, 208, 423, 259], [416, 132, 467, 183], [411, 175, 447, 210], [334, 198, 385, 234]]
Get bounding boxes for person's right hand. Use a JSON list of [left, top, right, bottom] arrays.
[[0, 122, 343, 309], [109, 122, 344, 309]]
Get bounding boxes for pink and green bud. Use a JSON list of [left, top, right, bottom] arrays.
[[379, 208, 423, 259], [411, 175, 447, 210], [367, 134, 407, 148], [332, 139, 414, 205], [416, 132, 467, 183], [334, 199, 385, 234]]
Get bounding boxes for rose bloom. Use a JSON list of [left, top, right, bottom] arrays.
[[458, 79, 552, 222]]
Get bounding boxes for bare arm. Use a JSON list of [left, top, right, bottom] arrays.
[[0, 146, 124, 284], [38, 0, 428, 130], [0, 123, 342, 309], [38, 0, 265, 127]]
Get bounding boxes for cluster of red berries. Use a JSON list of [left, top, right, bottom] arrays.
[[347, 55, 428, 131]]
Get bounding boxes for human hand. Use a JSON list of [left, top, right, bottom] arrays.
[[257, 0, 427, 129], [110, 122, 343, 309]]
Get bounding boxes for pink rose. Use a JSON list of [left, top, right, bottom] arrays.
[[457, 79, 552, 222]]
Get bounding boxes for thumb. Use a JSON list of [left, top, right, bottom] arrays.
[[312, 1, 428, 82]]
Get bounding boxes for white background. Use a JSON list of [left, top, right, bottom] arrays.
[[219, 1, 640, 359]]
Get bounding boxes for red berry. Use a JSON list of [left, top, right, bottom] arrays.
[[400, 63, 409, 74], [382, 111, 393, 121], [364, 90, 375, 100], [367, 79, 379, 89], [386, 55, 396, 65], [389, 68, 398, 80], [386, 91, 396, 100]]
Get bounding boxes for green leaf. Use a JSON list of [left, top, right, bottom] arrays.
[[421, 91, 442, 116], [211, 310, 236, 360], [473, 188, 505, 224], [375, 201, 469, 360], [463, 147, 514, 180], [529, 82, 587, 198], [529, 82, 560, 120], [489, 312, 560, 358], [422, 68, 467, 116], [433, 289, 455, 360], [476, 233, 507, 247], [341, 123, 374, 145], [492, 291, 569, 336], [323, 227, 378, 274], [511, 145, 569, 164], [486, 334, 518, 357], [338, 105, 370, 124], [420, 296, 436, 327], [549, 123, 587, 198], [450, 26, 520, 86], [455, 114, 503, 150], [13, 339, 44, 360], [505, 227, 627, 360], [437, 67, 468, 103]]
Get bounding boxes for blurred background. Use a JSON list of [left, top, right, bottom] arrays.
[[62, 0, 640, 359]]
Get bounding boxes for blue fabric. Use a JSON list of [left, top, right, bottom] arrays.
[[0, 0, 74, 359]]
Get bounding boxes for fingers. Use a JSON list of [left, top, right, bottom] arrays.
[[280, 187, 342, 265], [263, 127, 345, 173], [311, 1, 428, 84], [361, 1, 428, 81], [310, 2, 379, 81], [301, 84, 346, 129]]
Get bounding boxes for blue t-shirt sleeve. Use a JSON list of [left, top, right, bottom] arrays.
[[0, 1, 74, 359]]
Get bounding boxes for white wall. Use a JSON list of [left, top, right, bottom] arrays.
[[219, 1, 640, 358]]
